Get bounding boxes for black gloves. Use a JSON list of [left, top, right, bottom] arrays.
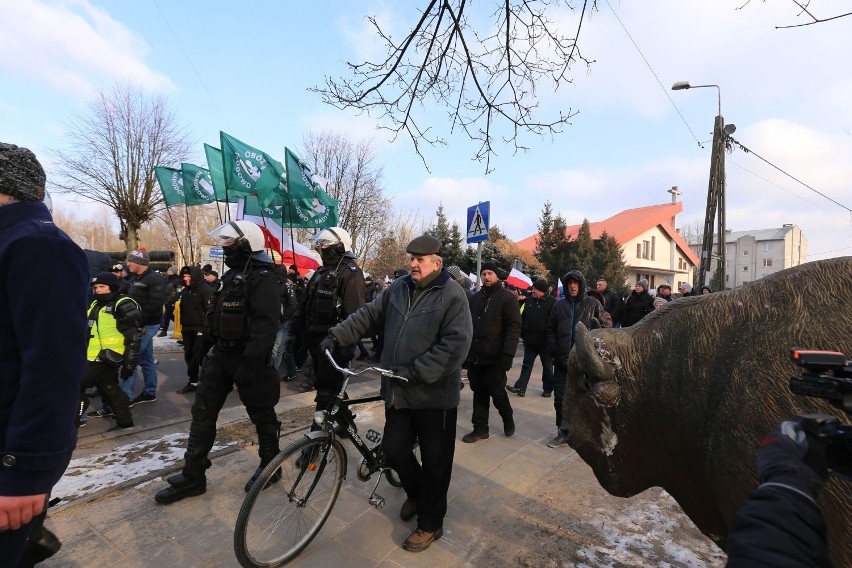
[[319, 335, 337, 355], [502, 354, 514, 372], [757, 418, 828, 500], [120, 364, 134, 380]]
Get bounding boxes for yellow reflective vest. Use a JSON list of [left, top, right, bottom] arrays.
[[86, 297, 135, 362]]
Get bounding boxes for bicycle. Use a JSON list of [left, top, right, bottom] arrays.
[[234, 349, 409, 567]]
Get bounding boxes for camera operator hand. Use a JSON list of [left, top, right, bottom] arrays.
[[726, 418, 831, 568], [757, 418, 828, 501]]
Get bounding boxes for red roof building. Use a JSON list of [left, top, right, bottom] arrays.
[[516, 202, 700, 291]]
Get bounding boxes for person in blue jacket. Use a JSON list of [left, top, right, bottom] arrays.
[[0, 143, 88, 566]]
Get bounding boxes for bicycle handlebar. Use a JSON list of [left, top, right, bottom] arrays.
[[324, 349, 408, 382]]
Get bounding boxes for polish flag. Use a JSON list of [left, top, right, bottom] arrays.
[[506, 268, 533, 290], [236, 201, 320, 272], [556, 278, 563, 298]]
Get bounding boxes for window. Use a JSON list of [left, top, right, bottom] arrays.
[[743, 250, 749, 256], [636, 243, 641, 258], [743, 266, 748, 271], [763, 242, 774, 252], [642, 240, 650, 259], [651, 236, 656, 261], [762, 258, 773, 267], [726, 275, 730, 282]]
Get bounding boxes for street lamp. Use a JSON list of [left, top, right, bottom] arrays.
[[672, 80, 734, 290]]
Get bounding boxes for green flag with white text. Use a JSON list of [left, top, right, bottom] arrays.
[[283, 147, 324, 202], [180, 163, 216, 206], [204, 144, 242, 202], [220, 132, 285, 207], [155, 166, 186, 207], [243, 193, 339, 228]]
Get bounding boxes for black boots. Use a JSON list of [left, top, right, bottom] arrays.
[[244, 421, 281, 492], [155, 475, 207, 504], [100, 382, 134, 428]]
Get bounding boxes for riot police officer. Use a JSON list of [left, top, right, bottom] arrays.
[[288, 227, 365, 422], [155, 220, 283, 504]]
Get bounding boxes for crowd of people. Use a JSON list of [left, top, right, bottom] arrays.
[[0, 140, 835, 565]]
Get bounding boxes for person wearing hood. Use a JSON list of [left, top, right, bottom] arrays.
[[158, 265, 182, 337], [701, 285, 713, 294], [461, 262, 522, 443], [621, 278, 655, 327], [155, 220, 282, 504], [679, 282, 694, 297], [79, 272, 140, 430], [546, 270, 605, 448], [175, 266, 213, 394], [287, 227, 365, 422]]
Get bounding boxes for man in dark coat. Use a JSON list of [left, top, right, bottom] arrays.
[[462, 262, 521, 443], [621, 278, 655, 327], [506, 278, 556, 397], [546, 269, 605, 448], [595, 278, 623, 326], [0, 143, 88, 565], [158, 265, 181, 337], [121, 249, 166, 405], [175, 266, 213, 394], [324, 234, 472, 552]]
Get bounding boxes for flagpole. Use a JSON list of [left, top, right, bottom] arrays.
[[164, 206, 187, 266], [286, 198, 297, 271], [183, 205, 195, 265]]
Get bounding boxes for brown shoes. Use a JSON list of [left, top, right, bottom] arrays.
[[403, 527, 443, 552], [400, 498, 418, 521]]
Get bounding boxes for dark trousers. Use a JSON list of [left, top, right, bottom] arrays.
[[161, 301, 175, 331], [182, 348, 281, 478], [182, 329, 209, 383], [552, 363, 569, 429], [308, 338, 354, 412], [383, 406, 457, 532], [512, 342, 554, 393], [467, 364, 513, 432], [80, 361, 133, 427]]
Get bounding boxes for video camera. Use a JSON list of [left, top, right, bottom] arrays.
[[788, 348, 852, 480]]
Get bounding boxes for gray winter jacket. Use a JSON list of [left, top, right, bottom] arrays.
[[328, 269, 473, 410]]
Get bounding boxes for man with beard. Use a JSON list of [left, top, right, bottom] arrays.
[[154, 220, 281, 503], [462, 262, 521, 443], [287, 227, 365, 428]]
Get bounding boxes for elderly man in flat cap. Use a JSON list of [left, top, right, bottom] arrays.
[[0, 143, 88, 565], [321, 234, 472, 553]]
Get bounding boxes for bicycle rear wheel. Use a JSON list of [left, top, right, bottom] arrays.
[[234, 435, 347, 567]]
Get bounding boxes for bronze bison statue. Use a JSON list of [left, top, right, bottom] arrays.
[[564, 257, 852, 565]]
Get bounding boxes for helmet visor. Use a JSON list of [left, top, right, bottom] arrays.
[[207, 221, 243, 248]]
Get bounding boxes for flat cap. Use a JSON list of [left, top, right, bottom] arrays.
[[406, 234, 441, 255]]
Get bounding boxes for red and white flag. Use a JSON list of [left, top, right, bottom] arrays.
[[506, 268, 533, 290], [236, 200, 320, 272]]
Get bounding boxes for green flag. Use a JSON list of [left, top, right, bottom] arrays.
[[204, 144, 241, 202], [242, 194, 338, 228], [220, 132, 285, 206], [283, 147, 324, 202], [155, 166, 186, 207], [180, 163, 216, 206]]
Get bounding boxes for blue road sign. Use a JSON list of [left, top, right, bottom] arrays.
[[466, 201, 490, 243]]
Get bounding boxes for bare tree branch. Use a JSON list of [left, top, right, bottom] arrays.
[[312, 1, 596, 173], [51, 84, 192, 250]]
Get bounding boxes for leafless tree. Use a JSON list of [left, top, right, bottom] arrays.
[[313, 1, 596, 173], [364, 209, 426, 280], [300, 131, 391, 264], [738, 0, 851, 28], [52, 83, 192, 250]]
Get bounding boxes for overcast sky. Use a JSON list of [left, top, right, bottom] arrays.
[[2, 0, 850, 261]]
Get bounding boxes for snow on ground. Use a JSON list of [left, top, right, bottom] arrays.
[[54, 433, 234, 503]]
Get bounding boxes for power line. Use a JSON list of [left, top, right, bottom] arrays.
[[152, 0, 230, 130], [604, 0, 703, 147]]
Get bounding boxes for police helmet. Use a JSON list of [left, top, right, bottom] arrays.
[[208, 220, 266, 253], [310, 227, 352, 256]]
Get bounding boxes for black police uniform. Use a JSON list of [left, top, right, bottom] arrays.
[[156, 254, 281, 502], [291, 251, 365, 413]]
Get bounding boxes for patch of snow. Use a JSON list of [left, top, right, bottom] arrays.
[[54, 433, 233, 502]]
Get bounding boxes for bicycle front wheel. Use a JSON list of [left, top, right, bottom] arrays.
[[234, 435, 347, 567]]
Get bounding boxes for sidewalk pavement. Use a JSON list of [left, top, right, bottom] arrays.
[[45, 366, 571, 567]]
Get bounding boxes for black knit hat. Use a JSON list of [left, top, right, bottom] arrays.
[[92, 271, 120, 292], [533, 279, 549, 293], [0, 143, 46, 202], [480, 262, 500, 276]]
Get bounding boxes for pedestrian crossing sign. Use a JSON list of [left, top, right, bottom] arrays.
[[466, 201, 490, 243]]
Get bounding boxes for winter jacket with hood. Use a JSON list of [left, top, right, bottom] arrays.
[[547, 270, 605, 366], [466, 280, 521, 366], [179, 266, 213, 331], [622, 286, 655, 327]]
